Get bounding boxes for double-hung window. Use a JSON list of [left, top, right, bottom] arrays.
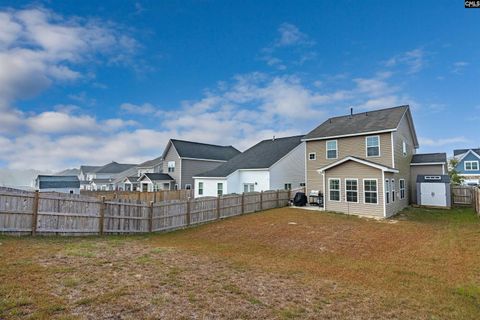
[[366, 136, 380, 157], [198, 182, 203, 195], [329, 179, 340, 201], [465, 161, 479, 171], [217, 183, 223, 196], [364, 179, 378, 204], [385, 179, 390, 204], [326, 140, 338, 159], [243, 183, 254, 193], [399, 179, 405, 199], [345, 179, 358, 203], [167, 161, 175, 173], [391, 179, 395, 202]]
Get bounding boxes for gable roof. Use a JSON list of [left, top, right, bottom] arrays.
[[37, 175, 80, 189], [195, 135, 304, 178], [317, 156, 399, 173], [163, 139, 241, 161], [454, 148, 480, 157], [95, 162, 137, 174], [124, 176, 140, 184], [80, 165, 101, 174], [303, 105, 417, 145], [138, 156, 162, 168], [139, 173, 173, 182], [411, 153, 447, 164]]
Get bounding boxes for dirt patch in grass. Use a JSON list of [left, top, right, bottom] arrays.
[[1, 207, 479, 319]]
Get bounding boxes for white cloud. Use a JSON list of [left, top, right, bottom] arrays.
[[419, 136, 469, 147], [452, 61, 469, 74], [385, 48, 427, 74], [120, 102, 159, 115], [0, 7, 138, 108], [260, 23, 316, 70]]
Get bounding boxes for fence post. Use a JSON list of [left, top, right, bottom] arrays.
[[148, 201, 154, 233], [99, 196, 105, 236], [31, 190, 39, 236], [260, 191, 263, 211], [217, 196, 221, 219], [241, 193, 245, 214], [186, 199, 191, 226], [276, 190, 280, 208]]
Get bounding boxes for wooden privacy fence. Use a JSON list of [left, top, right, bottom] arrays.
[[451, 186, 474, 205], [0, 189, 291, 236], [80, 189, 192, 203], [473, 188, 480, 215]]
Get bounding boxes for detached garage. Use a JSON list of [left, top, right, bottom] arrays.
[[416, 175, 451, 208]]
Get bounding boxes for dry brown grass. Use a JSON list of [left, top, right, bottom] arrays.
[[1, 206, 479, 319]]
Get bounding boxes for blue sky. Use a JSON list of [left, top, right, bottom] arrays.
[[0, 0, 479, 170]]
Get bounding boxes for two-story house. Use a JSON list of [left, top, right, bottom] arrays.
[[303, 105, 420, 218], [453, 148, 480, 186], [193, 135, 305, 197], [161, 139, 241, 190]]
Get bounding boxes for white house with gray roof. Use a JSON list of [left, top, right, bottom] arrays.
[[193, 135, 305, 198], [162, 139, 241, 190]]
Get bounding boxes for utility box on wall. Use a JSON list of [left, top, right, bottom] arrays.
[[416, 175, 451, 208]]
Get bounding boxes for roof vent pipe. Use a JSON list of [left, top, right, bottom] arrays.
[[350, 107, 353, 116], [272, 136, 276, 141]]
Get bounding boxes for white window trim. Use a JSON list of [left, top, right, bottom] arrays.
[[385, 179, 390, 204], [363, 179, 378, 205], [365, 135, 381, 158], [328, 178, 341, 202], [185, 184, 192, 190], [345, 178, 359, 203], [217, 182, 223, 196], [326, 140, 338, 159], [243, 183, 254, 192], [399, 179, 405, 200], [198, 182, 204, 195], [464, 160, 479, 171], [308, 152, 316, 160], [391, 179, 395, 202], [402, 140, 407, 157]]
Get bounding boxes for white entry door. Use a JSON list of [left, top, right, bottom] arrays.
[[420, 183, 446, 206]]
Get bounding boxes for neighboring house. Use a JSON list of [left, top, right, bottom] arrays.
[[81, 162, 137, 191], [78, 165, 101, 190], [193, 135, 305, 198], [136, 156, 163, 177], [35, 175, 80, 194], [303, 105, 421, 218], [410, 153, 447, 203], [137, 173, 174, 192], [453, 148, 480, 186], [161, 139, 241, 190], [123, 176, 140, 191], [89, 178, 115, 191]]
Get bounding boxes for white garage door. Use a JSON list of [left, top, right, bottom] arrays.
[[420, 183, 447, 206]]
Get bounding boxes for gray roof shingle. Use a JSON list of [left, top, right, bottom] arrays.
[[37, 175, 80, 189], [95, 162, 137, 174], [170, 139, 240, 161], [453, 148, 480, 156], [303, 105, 409, 140], [80, 165, 101, 173], [143, 173, 173, 181], [411, 153, 447, 164], [138, 156, 162, 168], [196, 135, 304, 178]]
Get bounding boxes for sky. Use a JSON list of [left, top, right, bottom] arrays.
[[0, 0, 479, 171]]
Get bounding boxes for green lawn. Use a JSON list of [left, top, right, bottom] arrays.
[[0, 206, 479, 319]]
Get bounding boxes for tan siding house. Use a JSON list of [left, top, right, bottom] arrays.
[[303, 105, 424, 218]]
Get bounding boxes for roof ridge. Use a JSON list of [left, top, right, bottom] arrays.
[[171, 139, 236, 149], [328, 105, 409, 121], [259, 134, 305, 143]]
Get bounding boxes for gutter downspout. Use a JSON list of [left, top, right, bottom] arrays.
[[382, 169, 386, 218]]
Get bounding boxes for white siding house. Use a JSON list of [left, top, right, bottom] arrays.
[[194, 136, 305, 198]]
